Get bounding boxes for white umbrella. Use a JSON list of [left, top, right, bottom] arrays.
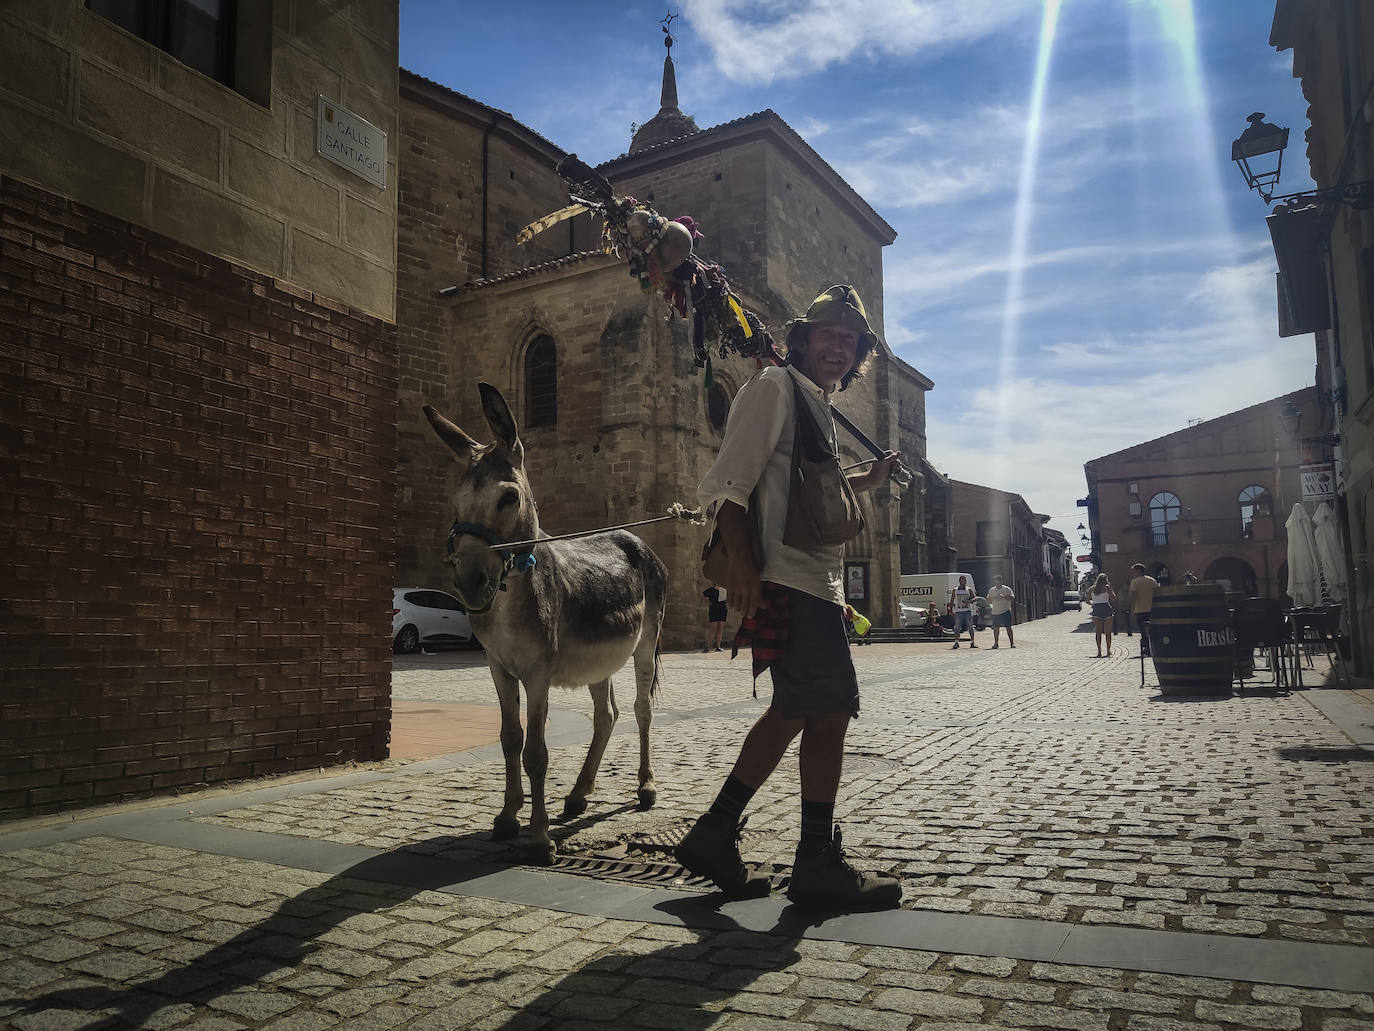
[[1312, 502, 1346, 603], [1285, 503, 1320, 606]]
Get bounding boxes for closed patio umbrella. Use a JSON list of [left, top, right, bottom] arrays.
[[1285, 503, 1320, 606], [1312, 502, 1346, 603]]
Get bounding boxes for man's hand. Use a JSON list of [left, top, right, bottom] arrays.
[[848, 450, 903, 493], [716, 501, 764, 619]]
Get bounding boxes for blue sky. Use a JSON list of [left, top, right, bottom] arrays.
[[400, 0, 1316, 560]]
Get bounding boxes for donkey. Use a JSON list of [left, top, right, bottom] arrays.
[[423, 383, 668, 864]]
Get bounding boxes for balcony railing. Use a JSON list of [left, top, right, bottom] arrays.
[[1137, 516, 1286, 549]]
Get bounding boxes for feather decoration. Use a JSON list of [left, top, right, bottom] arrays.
[[516, 203, 589, 246], [727, 295, 752, 338]]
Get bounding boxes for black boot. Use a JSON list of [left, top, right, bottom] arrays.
[[675, 812, 771, 898], [786, 826, 901, 909]]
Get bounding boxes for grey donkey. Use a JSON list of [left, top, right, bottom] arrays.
[[424, 384, 667, 863]]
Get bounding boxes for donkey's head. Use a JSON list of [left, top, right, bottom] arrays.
[[423, 383, 538, 613]]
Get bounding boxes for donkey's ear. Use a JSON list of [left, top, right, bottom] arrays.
[[423, 405, 480, 462], [477, 382, 522, 459]]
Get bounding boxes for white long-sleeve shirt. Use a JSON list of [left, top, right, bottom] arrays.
[[697, 365, 844, 605]]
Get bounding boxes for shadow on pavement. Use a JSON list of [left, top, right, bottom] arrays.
[[1276, 745, 1374, 762], [0, 831, 569, 1029]]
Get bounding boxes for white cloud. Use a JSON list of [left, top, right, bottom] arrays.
[[682, 0, 1039, 86]]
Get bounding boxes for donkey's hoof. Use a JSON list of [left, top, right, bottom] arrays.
[[562, 795, 588, 819], [637, 786, 657, 810], [526, 842, 557, 866], [492, 816, 521, 841]]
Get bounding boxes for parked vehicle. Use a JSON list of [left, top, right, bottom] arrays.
[[1063, 590, 1083, 612], [898, 572, 977, 626], [392, 588, 477, 653]]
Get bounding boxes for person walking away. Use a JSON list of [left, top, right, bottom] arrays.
[[987, 574, 1016, 648], [1128, 563, 1158, 656], [949, 575, 978, 649], [676, 285, 903, 909], [703, 584, 728, 651], [1089, 572, 1117, 657]]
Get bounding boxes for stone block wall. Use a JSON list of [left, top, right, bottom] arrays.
[[0, 177, 397, 820], [0, 0, 399, 321]]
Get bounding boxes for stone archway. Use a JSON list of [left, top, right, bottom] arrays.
[[1203, 556, 1257, 597]]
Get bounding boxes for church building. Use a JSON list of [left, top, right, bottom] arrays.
[[395, 36, 939, 647]]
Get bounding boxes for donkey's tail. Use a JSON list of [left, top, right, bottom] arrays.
[[652, 628, 662, 700]]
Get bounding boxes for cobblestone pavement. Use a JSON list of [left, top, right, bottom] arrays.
[[211, 615, 1374, 946], [2, 611, 1372, 1030]]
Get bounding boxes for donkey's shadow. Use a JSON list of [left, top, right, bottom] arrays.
[[0, 830, 552, 1029], [1, 828, 817, 1030]]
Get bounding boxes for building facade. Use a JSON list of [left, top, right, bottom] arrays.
[[949, 479, 1048, 622], [1, 1, 400, 819], [394, 61, 938, 645], [1082, 389, 1315, 601], [1262, 1, 1373, 670]]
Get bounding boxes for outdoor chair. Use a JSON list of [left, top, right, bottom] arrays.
[[1297, 603, 1350, 686], [1232, 597, 1290, 692]]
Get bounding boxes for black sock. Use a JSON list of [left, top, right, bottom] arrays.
[[707, 774, 756, 825], [800, 798, 834, 843]]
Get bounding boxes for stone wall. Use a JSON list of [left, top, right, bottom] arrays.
[[0, 0, 399, 320], [0, 177, 397, 819]]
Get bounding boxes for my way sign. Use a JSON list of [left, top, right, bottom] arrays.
[[317, 96, 386, 189]]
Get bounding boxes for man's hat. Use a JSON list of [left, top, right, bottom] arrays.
[[784, 284, 880, 352]]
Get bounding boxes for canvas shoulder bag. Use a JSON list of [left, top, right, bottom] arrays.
[[782, 375, 865, 548]]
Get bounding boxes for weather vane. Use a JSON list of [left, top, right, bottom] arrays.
[[662, 10, 677, 51]]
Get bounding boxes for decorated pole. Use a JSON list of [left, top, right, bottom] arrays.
[[518, 153, 915, 489]]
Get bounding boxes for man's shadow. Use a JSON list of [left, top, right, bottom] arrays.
[[0, 815, 653, 1030], [481, 897, 807, 1030]]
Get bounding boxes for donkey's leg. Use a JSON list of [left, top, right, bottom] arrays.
[[564, 678, 615, 818], [632, 637, 659, 809], [522, 681, 556, 864], [490, 665, 524, 841]]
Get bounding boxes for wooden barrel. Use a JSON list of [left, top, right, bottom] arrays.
[[1148, 585, 1234, 696]]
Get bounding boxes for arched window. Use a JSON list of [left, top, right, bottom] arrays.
[[524, 335, 557, 428], [1149, 491, 1181, 546], [1238, 485, 1272, 537], [706, 382, 730, 432]]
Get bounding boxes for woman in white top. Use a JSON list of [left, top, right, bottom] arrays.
[[1089, 572, 1117, 658]]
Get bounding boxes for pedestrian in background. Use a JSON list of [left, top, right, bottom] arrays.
[[949, 575, 978, 649], [987, 574, 1016, 648], [1128, 563, 1158, 656], [702, 584, 728, 652], [1089, 572, 1117, 657]]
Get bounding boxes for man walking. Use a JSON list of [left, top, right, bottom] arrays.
[[676, 285, 903, 910], [950, 575, 978, 649], [987, 574, 1016, 648], [1128, 563, 1158, 655]]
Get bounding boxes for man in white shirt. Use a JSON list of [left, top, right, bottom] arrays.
[[949, 575, 977, 649], [987, 574, 1016, 648], [676, 285, 902, 910]]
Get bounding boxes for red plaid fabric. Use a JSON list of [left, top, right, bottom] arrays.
[[731, 581, 791, 688]]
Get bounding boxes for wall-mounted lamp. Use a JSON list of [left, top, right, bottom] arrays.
[[1278, 400, 1301, 440], [1231, 112, 1374, 212], [1076, 523, 1085, 531]]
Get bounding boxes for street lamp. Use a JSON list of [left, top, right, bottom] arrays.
[[1231, 112, 1374, 212], [1278, 400, 1301, 440]]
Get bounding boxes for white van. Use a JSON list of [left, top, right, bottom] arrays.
[[898, 573, 977, 627]]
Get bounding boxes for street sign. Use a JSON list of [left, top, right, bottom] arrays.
[[317, 96, 387, 189]]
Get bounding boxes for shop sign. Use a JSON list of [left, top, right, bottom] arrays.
[[1301, 463, 1334, 501]]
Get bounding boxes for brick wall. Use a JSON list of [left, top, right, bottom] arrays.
[[0, 176, 397, 819]]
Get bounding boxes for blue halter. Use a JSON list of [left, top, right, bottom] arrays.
[[445, 521, 537, 613]]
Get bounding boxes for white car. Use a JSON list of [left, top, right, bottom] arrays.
[[392, 588, 477, 653], [1063, 591, 1083, 612]]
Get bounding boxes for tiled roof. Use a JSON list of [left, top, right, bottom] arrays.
[[451, 250, 611, 293], [399, 68, 566, 157], [598, 109, 896, 241]]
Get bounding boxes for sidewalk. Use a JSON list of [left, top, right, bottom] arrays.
[[3, 611, 1372, 1029]]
